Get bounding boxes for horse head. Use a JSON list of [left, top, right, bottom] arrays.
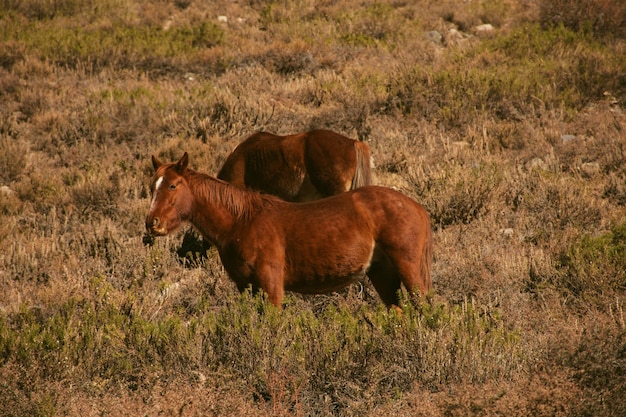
[[145, 152, 193, 236]]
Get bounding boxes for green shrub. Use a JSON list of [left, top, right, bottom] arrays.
[[2, 19, 224, 73], [409, 162, 500, 229], [387, 24, 625, 130], [539, 0, 626, 38], [0, 136, 28, 183], [199, 292, 525, 413], [564, 319, 626, 417], [0, 0, 115, 20], [558, 220, 626, 297], [487, 24, 625, 107], [1, 0, 625, 414], [71, 173, 121, 219], [0, 290, 526, 415]]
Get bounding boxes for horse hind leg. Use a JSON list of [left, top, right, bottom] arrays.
[[366, 258, 403, 308], [367, 250, 430, 310], [383, 224, 432, 298]]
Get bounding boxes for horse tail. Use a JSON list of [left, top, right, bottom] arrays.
[[420, 220, 433, 292], [351, 141, 373, 189]]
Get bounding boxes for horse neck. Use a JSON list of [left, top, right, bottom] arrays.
[[186, 171, 264, 245]]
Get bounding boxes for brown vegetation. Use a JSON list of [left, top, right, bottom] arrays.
[[0, 0, 625, 415]]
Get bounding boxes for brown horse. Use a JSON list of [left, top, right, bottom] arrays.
[[217, 129, 372, 202], [146, 153, 432, 308]]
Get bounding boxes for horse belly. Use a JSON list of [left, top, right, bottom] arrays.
[[284, 242, 374, 294], [286, 269, 366, 294]]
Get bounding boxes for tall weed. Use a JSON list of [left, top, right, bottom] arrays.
[[539, 0, 626, 38], [1, 0, 625, 414], [409, 162, 500, 229]]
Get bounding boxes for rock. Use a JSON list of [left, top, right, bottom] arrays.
[[474, 24, 495, 33], [425, 30, 443, 46], [561, 134, 577, 143], [450, 141, 470, 158], [0, 185, 14, 195], [191, 370, 207, 384], [162, 17, 173, 31], [581, 162, 600, 177], [446, 28, 466, 45], [526, 157, 547, 171]]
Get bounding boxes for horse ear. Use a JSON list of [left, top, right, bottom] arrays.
[[176, 152, 189, 173], [151, 155, 162, 170]]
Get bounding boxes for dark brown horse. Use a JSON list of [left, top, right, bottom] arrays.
[[146, 153, 432, 308], [217, 129, 372, 202]]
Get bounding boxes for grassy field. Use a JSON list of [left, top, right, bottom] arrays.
[[1, 0, 625, 415]]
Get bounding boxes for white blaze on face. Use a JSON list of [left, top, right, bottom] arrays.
[[150, 176, 164, 210]]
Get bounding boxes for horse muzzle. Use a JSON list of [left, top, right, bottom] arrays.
[[145, 216, 168, 236]]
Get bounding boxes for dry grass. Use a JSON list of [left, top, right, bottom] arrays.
[[1, 0, 625, 416]]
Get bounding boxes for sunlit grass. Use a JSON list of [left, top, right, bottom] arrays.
[[0, 0, 625, 415], [0, 289, 528, 414]]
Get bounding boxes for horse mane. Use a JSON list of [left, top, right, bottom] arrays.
[[184, 168, 280, 221]]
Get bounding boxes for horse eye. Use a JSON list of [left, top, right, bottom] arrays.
[[169, 184, 176, 190]]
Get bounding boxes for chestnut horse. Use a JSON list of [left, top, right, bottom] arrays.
[[146, 153, 432, 308], [217, 129, 372, 202]]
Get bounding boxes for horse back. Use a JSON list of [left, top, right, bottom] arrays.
[[218, 129, 373, 202], [302, 130, 372, 195], [263, 186, 429, 260], [218, 132, 306, 200], [348, 186, 430, 236], [217, 132, 287, 186]]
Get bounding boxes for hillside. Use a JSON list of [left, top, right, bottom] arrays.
[[1, 1, 625, 415]]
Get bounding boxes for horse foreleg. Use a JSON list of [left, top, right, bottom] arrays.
[[255, 265, 285, 308]]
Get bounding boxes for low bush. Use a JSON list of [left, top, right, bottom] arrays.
[[557, 220, 626, 301], [0, 291, 527, 416], [408, 162, 500, 229], [0, 136, 28, 184], [1, 0, 625, 414], [539, 0, 626, 38]]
